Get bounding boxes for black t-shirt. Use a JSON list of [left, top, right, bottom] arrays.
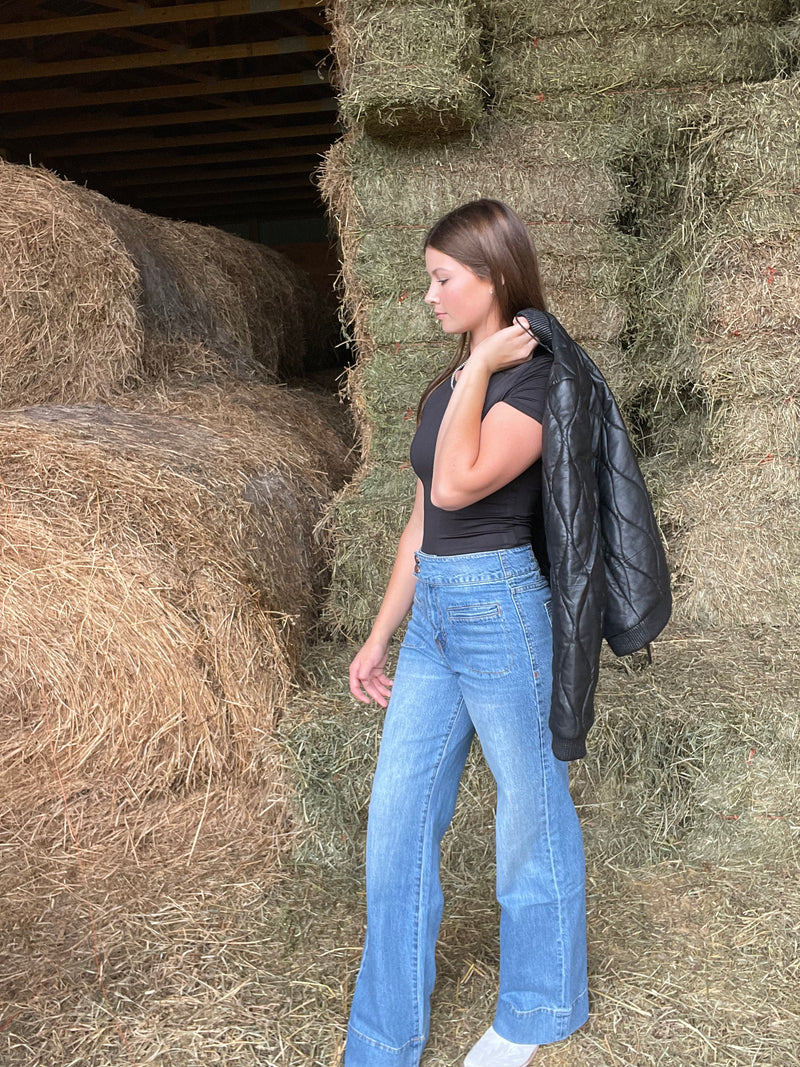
[[409, 353, 553, 557]]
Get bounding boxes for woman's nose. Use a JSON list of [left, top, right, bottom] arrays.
[[424, 282, 437, 304]]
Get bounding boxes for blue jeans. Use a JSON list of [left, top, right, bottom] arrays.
[[345, 545, 588, 1065]]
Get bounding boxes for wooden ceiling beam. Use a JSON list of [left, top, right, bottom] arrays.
[[0, 33, 331, 81], [0, 70, 324, 114], [38, 120, 337, 157], [143, 193, 320, 217], [0, 0, 323, 40], [130, 175, 315, 199], [13, 97, 337, 138], [83, 140, 330, 172], [104, 159, 315, 187]]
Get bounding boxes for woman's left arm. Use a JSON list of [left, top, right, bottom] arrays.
[[431, 321, 542, 510]]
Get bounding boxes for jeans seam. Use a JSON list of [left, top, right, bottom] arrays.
[[413, 693, 467, 1039], [348, 1024, 426, 1052], [505, 985, 589, 1018], [509, 586, 568, 1010]]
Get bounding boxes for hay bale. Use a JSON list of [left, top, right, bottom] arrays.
[[96, 201, 329, 381], [661, 458, 800, 627], [488, 23, 787, 117], [0, 162, 331, 405], [0, 161, 143, 406], [0, 385, 352, 830], [322, 467, 416, 639], [331, 0, 484, 136], [624, 78, 800, 394], [478, 0, 787, 40], [325, 128, 626, 232], [351, 221, 633, 297]]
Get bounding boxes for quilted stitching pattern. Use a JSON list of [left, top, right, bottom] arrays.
[[541, 315, 671, 761]]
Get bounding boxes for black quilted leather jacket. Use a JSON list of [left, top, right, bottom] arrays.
[[528, 310, 672, 761]]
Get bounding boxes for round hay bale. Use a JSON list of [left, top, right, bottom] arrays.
[[0, 161, 143, 406], [0, 386, 353, 827], [332, 0, 484, 136], [0, 162, 331, 405], [83, 195, 331, 382]]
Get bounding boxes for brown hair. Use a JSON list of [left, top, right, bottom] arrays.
[[417, 198, 548, 419]]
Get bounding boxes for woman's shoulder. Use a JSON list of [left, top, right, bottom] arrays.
[[493, 351, 553, 396]]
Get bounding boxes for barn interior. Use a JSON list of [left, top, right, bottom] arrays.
[[0, 0, 343, 344], [1, 2, 799, 1065]]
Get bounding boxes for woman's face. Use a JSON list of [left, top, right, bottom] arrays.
[[424, 247, 500, 344]]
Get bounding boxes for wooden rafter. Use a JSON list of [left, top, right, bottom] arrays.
[[38, 121, 338, 157], [140, 192, 320, 215], [12, 97, 337, 138], [0, 70, 325, 114], [104, 159, 316, 187], [83, 141, 331, 172], [0, 33, 331, 81], [0, 0, 324, 40], [129, 175, 315, 199]]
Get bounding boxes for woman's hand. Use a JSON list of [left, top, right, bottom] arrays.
[[349, 635, 394, 707], [469, 318, 538, 376]]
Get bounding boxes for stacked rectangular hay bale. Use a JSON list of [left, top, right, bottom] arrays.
[[318, 0, 799, 979]]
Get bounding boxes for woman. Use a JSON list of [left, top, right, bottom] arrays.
[[347, 199, 588, 1067]]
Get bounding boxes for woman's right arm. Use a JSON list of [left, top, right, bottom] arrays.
[[349, 479, 424, 707]]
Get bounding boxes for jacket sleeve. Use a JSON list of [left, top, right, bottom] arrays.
[[541, 364, 605, 761], [595, 380, 673, 654]]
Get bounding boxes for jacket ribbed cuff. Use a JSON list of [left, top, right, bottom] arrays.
[[552, 736, 587, 762]]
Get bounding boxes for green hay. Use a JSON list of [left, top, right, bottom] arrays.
[[623, 78, 800, 395], [478, 0, 787, 40], [488, 23, 786, 113], [322, 121, 627, 233], [360, 339, 452, 417], [352, 222, 633, 298], [662, 458, 800, 627], [699, 334, 800, 402], [333, 0, 484, 136], [2, 631, 796, 1066], [322, 467, 417, 641], [283, 625, 799, 879], [273, 635, 798, 1064], [631, 226, 800, 397], [637, 78, 800, 208], [364, 285, 626, 347]]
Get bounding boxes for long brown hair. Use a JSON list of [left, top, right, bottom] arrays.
[[417, 198, 548, 419]]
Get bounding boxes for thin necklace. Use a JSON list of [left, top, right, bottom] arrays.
[[450, 361, 467, 389]]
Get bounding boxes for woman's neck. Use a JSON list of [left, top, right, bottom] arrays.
[[468, 312, 504, 352]]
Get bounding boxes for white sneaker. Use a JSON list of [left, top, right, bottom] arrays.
[[464, 1026, 539, 1067]]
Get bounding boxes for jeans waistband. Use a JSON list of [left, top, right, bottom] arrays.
[[413, 543, 540, 584]]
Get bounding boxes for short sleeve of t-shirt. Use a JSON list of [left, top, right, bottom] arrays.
[[484, 352, 552, 423]]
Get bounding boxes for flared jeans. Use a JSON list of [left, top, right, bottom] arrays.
[[345, 545, 588, 1065]]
